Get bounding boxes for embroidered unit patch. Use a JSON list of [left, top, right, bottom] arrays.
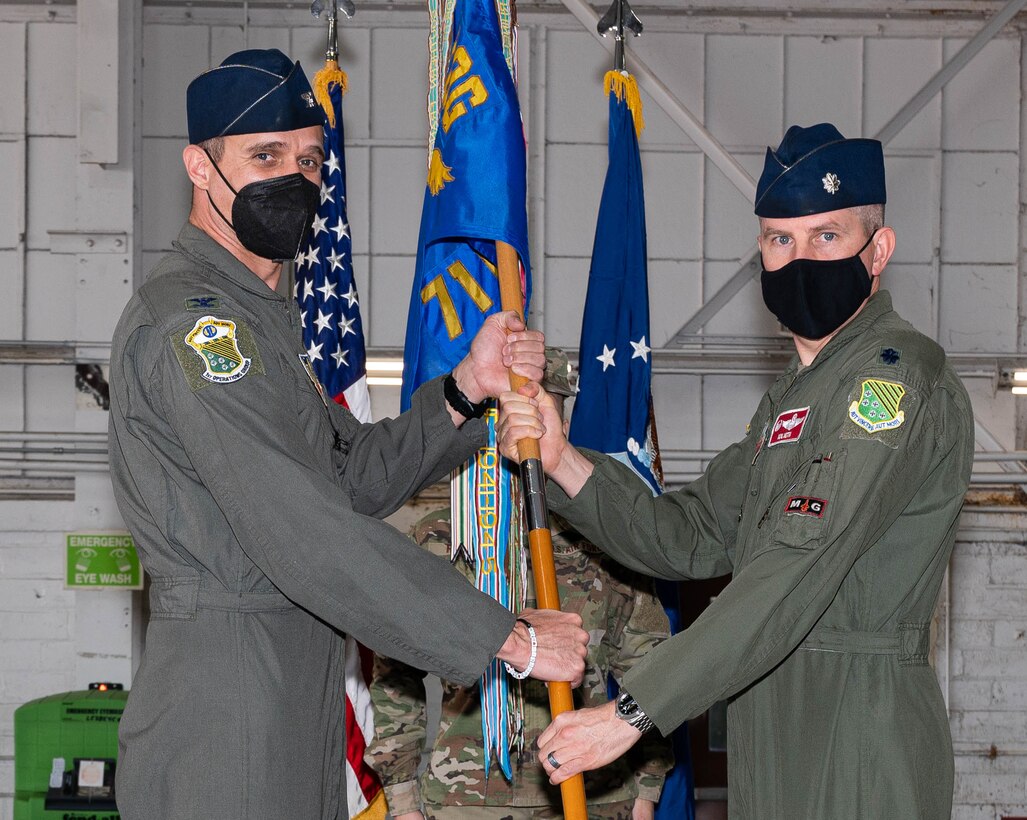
[[768, 407, 810, 447], [849, 379, 906, 433], [784, 496, 827, 518], [185, 316, 251, 384]]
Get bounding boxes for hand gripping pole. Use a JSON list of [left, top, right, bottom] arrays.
[[496, 240, 588, 820]]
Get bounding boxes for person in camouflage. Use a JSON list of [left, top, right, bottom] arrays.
[[366, 349, 673, 820]]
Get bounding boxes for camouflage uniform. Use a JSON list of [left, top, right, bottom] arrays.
[[367, 509, 673, 819]]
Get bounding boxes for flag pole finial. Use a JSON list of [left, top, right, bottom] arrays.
[[310, 0, 353, 126], [597, 0, 642, 73]]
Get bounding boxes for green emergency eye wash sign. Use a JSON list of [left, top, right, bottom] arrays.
[[65, 534, 143, 590]]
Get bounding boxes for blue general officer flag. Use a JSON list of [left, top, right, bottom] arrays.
[[401, 0, 530, 410], [568, 73, 695, 820]]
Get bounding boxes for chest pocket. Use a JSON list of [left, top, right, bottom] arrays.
[[764, 449, 846, 550]]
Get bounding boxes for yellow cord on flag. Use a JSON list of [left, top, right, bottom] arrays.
[[313, 58, 349, 127], [427, 147, 455, 195], [604, 70, 645, 138]]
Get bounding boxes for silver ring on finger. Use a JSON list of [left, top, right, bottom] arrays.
[[546, 752, 561, 770]]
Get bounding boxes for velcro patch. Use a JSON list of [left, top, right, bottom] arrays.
[[848, 378, 905, 433], [768, 407, 810, 447], [784, 496, 827, 518], [171, 315, 264, 391], [185, 295, 221, 312]]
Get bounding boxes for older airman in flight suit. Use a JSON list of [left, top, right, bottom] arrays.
[[108, 49, 587, 820], [498, 123, 974, 819]]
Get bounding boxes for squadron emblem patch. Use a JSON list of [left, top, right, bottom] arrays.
[[849, 379, 906, 433], [784, 496, 827, 518], [185, 316, 251, 384]]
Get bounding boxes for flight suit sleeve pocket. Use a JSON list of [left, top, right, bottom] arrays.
[[766, 450, 846, 550]]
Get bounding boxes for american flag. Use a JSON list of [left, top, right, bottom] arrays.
[[297, 72, 383, 819], [295, 78, 371, 422]]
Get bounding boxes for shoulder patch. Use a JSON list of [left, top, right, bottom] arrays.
[[171, 315, 264, 390], [848, 378, 906, 432]]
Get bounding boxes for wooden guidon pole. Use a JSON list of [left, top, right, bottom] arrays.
[[495, 240, 588, 820]]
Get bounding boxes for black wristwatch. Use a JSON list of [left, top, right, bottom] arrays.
[[443, 372, 489, 419], [614, 691, 655, 734]]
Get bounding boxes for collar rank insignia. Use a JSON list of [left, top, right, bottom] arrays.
[[849, 378, 906, 433], [185, 316, 251, 384], [768, 406, 810, 447], [785, 496, 826, 518]]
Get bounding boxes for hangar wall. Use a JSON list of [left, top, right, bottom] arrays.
[[1, 2, 1027, 818]]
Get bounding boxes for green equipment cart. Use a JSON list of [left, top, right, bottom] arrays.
[[14, 682, 126, 820]]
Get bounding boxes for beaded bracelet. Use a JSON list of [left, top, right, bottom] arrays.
[[504, 617, 537, 680]]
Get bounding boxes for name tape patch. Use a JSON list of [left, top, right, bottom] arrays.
[[768, 407, 810, 447]]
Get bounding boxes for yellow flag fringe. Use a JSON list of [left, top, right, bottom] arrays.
[[604, 70, 645, 138], [427, 147, 455, 195], [312, 58, 349, 128], [350, 787, 388, 820]]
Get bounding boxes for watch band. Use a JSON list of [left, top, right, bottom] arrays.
[[615, 691, 655, 734], [443, 372, 489, 419]]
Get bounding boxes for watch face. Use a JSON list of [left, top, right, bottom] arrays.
[[616, 693, 638, 719]]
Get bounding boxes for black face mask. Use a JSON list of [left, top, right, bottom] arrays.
[[760, 231, 877, 340], [205, 152, 320, 262]]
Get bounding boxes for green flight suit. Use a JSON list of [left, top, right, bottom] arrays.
[[108, 223, 517, 820], [547, 291, 973, 820], [366, 509, 672, 818]]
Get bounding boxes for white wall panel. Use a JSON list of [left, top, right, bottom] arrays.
[[642, 150, 702, 261], [706, 35, 784, 149], [784, 37, 862, 137], [539, 255, 588, 349], [371, 28, 431, 141], [24, 250, 74, 341], [76, 256, 133, 342], [26, 22, 75, 137], [0, 252, 23, 337], [369, 146, 424, 256], [292, 26, 371, 141], [939, 264, 1017, 352], [884, 264, 937, 340], [366, 255, 415, 348], [546, 30, 609, 145], [649, 259, 701, 347], [703, 153, 762, 261], [885, 154, 939, 266], [24, 366, 74, 432], [941, 152, 1018, 265], [966, 378, 1018, 450], [701, 374, 771, 450], [863, 38, 942, 149], [651, 373, 702, 450], [345, 145, 371, 258], [702, 259, 779, 338], [544, 142, 606, 257], [942, 37, 1020, 152], [25, 136, 76, 249], [629, 32, 705, 149], [210, 24, 290, 60], [142, 24, 209, 137], [0, 23, 25, 136], [141, 137, 192, 252], [0, 141, 23, 249], [0, 366, 24, 429]]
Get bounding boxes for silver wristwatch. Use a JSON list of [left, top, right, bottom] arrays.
[[614, 691, 655, 734]]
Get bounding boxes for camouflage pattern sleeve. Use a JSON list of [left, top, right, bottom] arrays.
[[611, 574, 675, 801], [365, 651, 429, 815]]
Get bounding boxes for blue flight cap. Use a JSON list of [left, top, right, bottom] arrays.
[[186, 49, 325, 145], [754, 123, 886, 218]]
